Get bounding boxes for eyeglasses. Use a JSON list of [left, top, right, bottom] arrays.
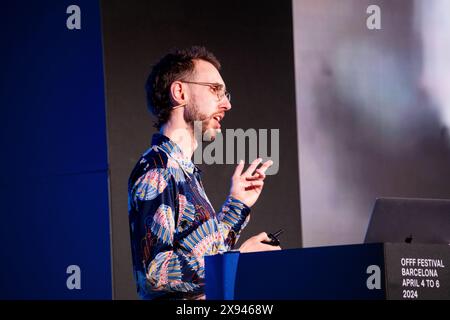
[[180, 81, 231, 102]]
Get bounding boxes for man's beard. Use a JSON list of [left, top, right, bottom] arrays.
[[184, 102, 219, 141], [184, 102, 209, 131]]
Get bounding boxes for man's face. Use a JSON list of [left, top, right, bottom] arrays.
[[184, 59, 232, 140]]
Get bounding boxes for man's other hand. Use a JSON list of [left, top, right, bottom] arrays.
[[239, 232, 282, 253]]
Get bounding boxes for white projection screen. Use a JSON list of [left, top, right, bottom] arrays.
[[293, 0, 450, 247]]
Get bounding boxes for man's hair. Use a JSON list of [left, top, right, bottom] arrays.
[[145, 46, 221, 130]]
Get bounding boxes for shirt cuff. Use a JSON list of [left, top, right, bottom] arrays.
[[219, 196, 251, 230]]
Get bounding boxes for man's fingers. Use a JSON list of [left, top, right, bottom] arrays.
[[243, 158, 262, 176], [246, 169, 266, 181], [257, 160, 273, 175], [245, 181, 264, 189], [256, 232, 271, 242], [239, 234, 282, 253], [263, 245, 282, 251], [236, 159, 273, 178], [233, 160, 245, 177], [256, 169, 266, 179]]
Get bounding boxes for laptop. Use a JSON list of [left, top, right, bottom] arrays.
[[364, 197, 450, 245]]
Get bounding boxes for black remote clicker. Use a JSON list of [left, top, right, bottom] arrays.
[[261, 229, 284, 246]]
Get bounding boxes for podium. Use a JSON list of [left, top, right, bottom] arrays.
[[205, 243, 450, 300]]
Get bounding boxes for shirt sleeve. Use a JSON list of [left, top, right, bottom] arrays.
[[130, 167, 252, 296], [216, 196, 251, 250], [130, 168, 204, 295]]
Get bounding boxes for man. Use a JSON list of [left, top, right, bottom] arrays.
[[128, 46, 280, 300]]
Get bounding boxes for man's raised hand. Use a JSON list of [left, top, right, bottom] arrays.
[[229, 158, 273, 208]]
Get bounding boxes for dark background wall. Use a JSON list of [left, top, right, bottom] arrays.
[[101, 0, 301, 299]]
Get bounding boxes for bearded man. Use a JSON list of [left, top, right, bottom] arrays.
[[128, 46, 279, 300]]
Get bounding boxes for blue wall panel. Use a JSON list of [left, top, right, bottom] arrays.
[[0, 173, 111, 299], [0, 0, 108, 176], [0, 0, 111, 299]]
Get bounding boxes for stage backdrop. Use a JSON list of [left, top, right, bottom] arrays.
[[101, 0, 301, 299], [4, 0, 448, 300]]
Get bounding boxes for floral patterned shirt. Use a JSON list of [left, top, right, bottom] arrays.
[[128, 133, 251, 299]]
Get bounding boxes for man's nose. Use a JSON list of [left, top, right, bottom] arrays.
[[220, 97, 232, 111]]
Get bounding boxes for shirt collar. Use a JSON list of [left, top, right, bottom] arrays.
[[151, 133, 196, 175]]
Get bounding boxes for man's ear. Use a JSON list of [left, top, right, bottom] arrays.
[[170, 81, 187, 107]]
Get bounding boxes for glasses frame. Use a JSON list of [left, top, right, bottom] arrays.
[[180, 80, 231, 102]]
